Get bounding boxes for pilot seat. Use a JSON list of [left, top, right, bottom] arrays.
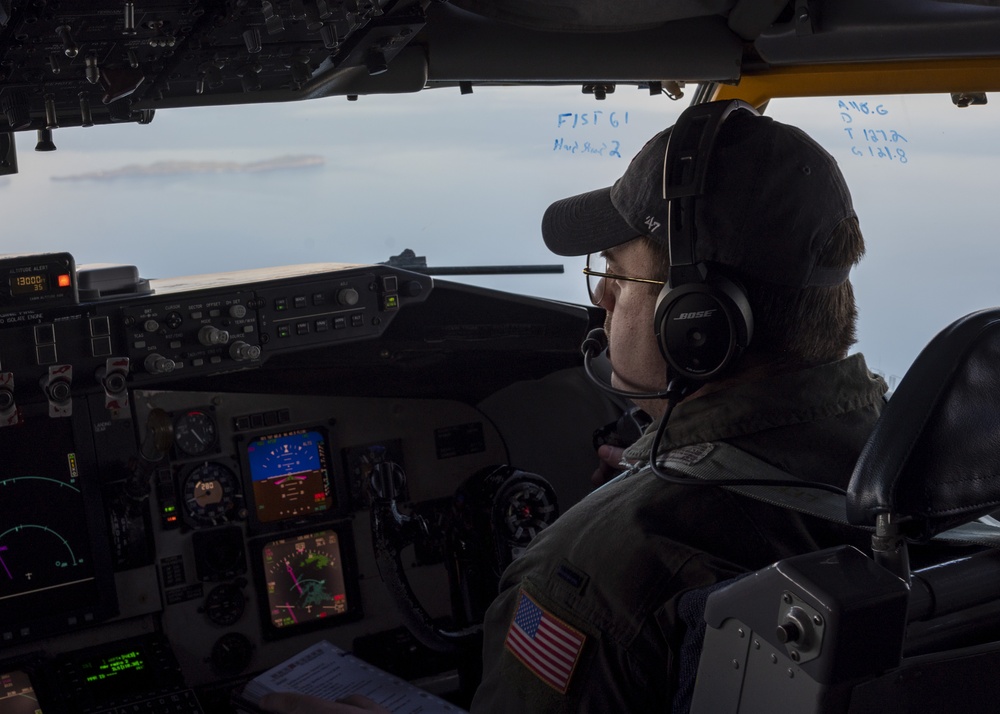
[[686, 307, 1000, 713]]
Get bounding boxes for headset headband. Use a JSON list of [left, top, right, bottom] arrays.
[[662, 99, 758, 287]]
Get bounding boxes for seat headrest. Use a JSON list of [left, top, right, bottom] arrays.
[[847, 308, 1000, 540]]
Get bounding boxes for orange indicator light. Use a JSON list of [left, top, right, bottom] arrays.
[[57, 273, 72, 287]]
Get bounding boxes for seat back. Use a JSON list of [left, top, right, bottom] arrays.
[[848, 307, 1000, 540], [688, 308, 1000, 713]]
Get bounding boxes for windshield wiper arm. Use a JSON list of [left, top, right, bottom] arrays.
[[381, 249, 563, 276]]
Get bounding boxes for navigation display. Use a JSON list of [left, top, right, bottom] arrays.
[[0, 405, 117, 643], [0, 671, 40, 714], [253, 527, 361, 639], [245, 428, 335, 524]]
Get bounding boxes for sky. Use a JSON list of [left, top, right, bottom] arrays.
[[1, 85, 997, 385]]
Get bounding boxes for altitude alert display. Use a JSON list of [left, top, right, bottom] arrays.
[[246, 428, 334, 523], [262, 530, 348, 630]]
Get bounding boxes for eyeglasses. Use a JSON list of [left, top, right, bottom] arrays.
[[582, 253, 666, 306]]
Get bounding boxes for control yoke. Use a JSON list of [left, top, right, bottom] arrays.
[[368, 457, 482, 655]]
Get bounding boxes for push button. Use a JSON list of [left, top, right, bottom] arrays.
[[91, 337, 113, 357], [89, 316, 111, 336], [36, 344, 58, 364], [34, 324, 55, 344]]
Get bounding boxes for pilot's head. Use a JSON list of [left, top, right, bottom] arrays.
[[542, 102, 864, 412]]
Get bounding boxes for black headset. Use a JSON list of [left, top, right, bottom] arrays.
[[653, 99, 758, 382]]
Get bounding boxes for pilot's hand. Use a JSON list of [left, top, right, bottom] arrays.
[[591, 443, 631, 486], [259, 692, 390, 714]]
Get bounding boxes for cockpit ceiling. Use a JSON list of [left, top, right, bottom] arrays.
[[447, 0, 737, 32], [3, 0, 1000, 133]]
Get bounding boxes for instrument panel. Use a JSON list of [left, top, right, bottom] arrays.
[[0, 261, 430, 424], [0, 255, 611, 712], [141, 387, 509, 688]]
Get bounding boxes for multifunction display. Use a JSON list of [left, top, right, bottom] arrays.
[[253, 526, 361, 640], [0, 671, 39, 714], [245, 428, 334, 523], [0, 411, 114, 642]]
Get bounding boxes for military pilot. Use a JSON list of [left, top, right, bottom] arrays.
[[263, 101, 886, 713]]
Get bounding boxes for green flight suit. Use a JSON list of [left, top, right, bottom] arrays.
[[471, 354, 887, 713]]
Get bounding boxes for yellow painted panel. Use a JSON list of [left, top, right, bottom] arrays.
[[712, 59, 1000, 105]]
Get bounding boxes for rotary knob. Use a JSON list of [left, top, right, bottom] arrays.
[[198, 325, 230, 346], [337, 287, 359, 306], [229, 341, 261, 361], [144, 353, 176, 374]]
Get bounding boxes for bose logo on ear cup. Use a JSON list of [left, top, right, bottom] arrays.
[[674, 310, 717, 320]]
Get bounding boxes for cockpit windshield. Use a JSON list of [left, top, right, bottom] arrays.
[[5, 87, 992, 383]]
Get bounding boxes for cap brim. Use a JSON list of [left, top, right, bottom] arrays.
[[541, 186, 638, 257]]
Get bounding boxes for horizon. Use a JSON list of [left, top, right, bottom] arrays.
[[2, 86, 996, 384]]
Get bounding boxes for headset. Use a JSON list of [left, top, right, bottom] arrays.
[[584, 100, 848, 496], [653, 99, 758, 382]]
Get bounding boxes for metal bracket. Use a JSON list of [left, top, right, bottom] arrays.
[[776, 590, 826, 665], [794, 0, 815, 35]]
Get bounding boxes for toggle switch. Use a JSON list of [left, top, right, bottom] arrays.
[[41, 364, 73, 417]]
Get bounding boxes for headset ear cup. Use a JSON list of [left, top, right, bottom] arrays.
[[654, 273, 753, 380]]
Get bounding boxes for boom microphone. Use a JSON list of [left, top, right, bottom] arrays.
[[581, 328, 690, 400], [583, 331, 848, 495]]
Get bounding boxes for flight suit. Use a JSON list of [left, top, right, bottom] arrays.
[[471, 354, 887, 713]]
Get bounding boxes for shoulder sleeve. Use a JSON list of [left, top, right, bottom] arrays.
[[471, 578, 671, 714], [471, 469, 748, 713]]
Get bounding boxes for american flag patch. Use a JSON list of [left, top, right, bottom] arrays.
[[504, 590, 586, 694]]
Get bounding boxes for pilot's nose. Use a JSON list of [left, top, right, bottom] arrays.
[[596, 277, 615, 312]]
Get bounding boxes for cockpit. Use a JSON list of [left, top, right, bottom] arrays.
[[5, 1, 1000, 713], [0, 251, 627, 711]]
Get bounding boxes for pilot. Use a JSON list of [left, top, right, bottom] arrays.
[[469, 102, 886, 713], [261, 103, 887, 713]]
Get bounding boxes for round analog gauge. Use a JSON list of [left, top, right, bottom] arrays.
[[210, 632, 254, 677], [203, 582, 246, 626], [182, 462, 238, 525], [174, 410, 218, 456], [501, 481, 558, 545]]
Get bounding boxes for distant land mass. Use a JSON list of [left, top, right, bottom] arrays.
[[51, 154, 325, 181]]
